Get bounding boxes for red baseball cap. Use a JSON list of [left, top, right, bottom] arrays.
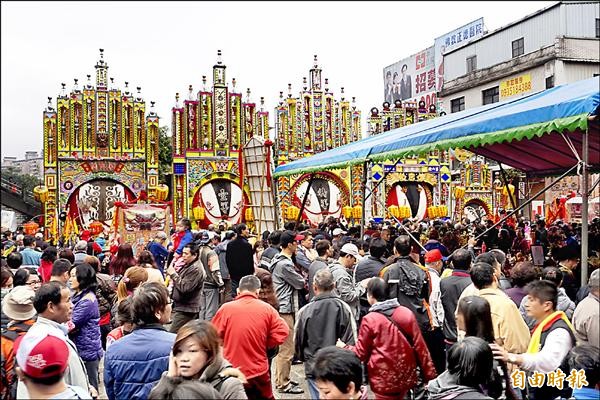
[[14, 330, 70, 379], [424, 249, 444, 263], [294, 234, 305, 241]]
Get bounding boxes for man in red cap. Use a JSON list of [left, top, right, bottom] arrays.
[[423, 249, 446, 373], [14, 330, 91, 399]]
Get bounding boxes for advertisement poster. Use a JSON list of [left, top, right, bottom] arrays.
[[383, 46, 437, 109], [434, 18, 485, 92], [500, 74, 532, 99]]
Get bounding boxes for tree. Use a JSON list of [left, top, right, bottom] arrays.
[[158, 125, 172, 185], [2, 168, 40, 198]]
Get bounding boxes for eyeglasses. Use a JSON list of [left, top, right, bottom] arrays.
[[27, 279, 41, 286]]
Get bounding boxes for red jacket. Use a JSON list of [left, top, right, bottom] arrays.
[[38, 259, 53, 282], [346, 301, 437, 398], [212, 292, 288, 379]]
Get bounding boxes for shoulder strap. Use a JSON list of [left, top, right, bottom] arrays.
[[374, 310, 413, 347], [210, 374, 230, 392], [1, 330, 20, 342]]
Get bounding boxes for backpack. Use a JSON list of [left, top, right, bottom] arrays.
[[1, 326, 27, 400], [385, 257, 434, 333]]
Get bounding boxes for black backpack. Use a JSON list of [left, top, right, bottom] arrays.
[[385, 258, 434, 333]]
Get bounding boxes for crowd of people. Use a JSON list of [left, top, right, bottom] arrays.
[[0, 213, 599, 400]]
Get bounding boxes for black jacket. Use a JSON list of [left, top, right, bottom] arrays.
[[440, 270, 472, 342], [225, 237, 253, 282], [294, 292, 357, 377], [354, 255, 385, 282], [172, 259, 205, 313]]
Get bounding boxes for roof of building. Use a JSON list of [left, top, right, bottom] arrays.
[[444, 1, 567, 56]]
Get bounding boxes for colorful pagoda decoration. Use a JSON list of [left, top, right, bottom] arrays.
[[366, 100, 449, 220], [275, 55, 362, 226], [171, 50, 269, 229], [40, 49, 160, 240]]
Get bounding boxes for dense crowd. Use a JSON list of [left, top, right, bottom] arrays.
[[1, 214, 599, 400]]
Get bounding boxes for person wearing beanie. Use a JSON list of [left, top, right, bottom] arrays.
[[1, 285, 37, 399], [73, 240, 89, 265]]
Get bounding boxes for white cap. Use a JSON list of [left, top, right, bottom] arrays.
[[340, 243, 361, 260], [333, 228, 347, 236]]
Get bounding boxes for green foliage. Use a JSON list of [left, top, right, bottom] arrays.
[[158, 125, 173, 185], [2, 168, 40, 196]]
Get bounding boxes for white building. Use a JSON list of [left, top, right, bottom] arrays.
[[2, 151, 44, 179], [440, 1, 599, 113]]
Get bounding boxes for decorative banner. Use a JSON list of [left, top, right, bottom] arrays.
[[198, 179, 244, 225], [121, 203, 170, 232], [386, 182, 432, 221], [67, 180, 135, 229], [500, 74, 532, 99], [383, 46, 437, 110], [291, 174, 349, 226]]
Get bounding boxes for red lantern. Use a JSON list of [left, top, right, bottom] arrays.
[[89, 220, 104, 235], [23, 221, 39, 235]]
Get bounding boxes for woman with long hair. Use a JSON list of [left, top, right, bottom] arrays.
[[109, 243, 137, 283], [116, 266, 148, 303], [137, 250, 165, 284], [68, 262, 103, 392], [456, 296, 516, 400], [38, 246, 57, 282], [84, 255, 116, 350], [150, 320, 247, 399]]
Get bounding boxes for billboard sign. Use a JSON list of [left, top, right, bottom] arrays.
[[434, 18, 485, 92], [383, 46, 437, 109], [500, 74, 532, 99]]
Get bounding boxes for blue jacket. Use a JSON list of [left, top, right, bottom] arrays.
[[20, 247, 41, 266], [148, 241, 169, 273], [104, 324, 175, 400], [175, 230, 194, 255], [70, 289, 103, 362]]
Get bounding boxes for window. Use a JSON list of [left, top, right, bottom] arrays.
[[596, 18, 599, 38], [466, 55, 477, 73], [451, 97, 465, 113], [545, 75, 554, 89], [482, 86, 499, 105], [512, 37, 524, 58]]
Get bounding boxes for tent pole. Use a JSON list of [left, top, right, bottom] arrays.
[[295, 173, 315, 231], [364, 158, 402, 201], [498, 163, 518, 211], [371, 192, 426, 252], [467, 162, 580, 247], [360, 161, 368, 240], [581, 124, 590, 286]]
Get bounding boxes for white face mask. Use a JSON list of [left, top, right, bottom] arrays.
[[1, 287, 11, 297]]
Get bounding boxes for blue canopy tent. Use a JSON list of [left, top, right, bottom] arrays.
[[275, 76, 599, 177], [274, 76, 600, 282]]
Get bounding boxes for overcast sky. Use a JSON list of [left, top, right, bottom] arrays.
[[1, 1, 555, 159]]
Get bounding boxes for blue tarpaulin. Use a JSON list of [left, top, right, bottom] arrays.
[[274, 76, 600, 177]]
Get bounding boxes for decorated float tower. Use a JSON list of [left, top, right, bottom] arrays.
[[366, 101, 449, 221], [171, 50, 269, 229], [275, 55, 362, 226], [40, 49, 160, 240]]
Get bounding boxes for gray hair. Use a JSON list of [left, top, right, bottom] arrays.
[[313, 269, 335, 292], [589, 269, 600, 289], [73, 240, 88, 251]]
